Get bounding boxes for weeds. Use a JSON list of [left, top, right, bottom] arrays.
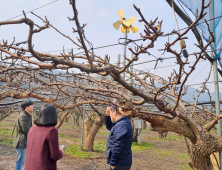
[[97, 131, 109, 135], [132, 142, 154, 153], [0, 128, 12, 136], [152, 135, 182, 141], [0, 137, 13, 147]]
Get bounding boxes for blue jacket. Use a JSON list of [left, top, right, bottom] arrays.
[[106, 115, 133, 166]]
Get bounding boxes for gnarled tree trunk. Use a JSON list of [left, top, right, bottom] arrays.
[[190, 145, 213, 170], [84, 115, 105, 151]]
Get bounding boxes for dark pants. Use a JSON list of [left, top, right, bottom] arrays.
[[110, 165, 131, 170]]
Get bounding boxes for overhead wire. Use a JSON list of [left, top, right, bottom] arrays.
[[0, 48, 221, 70], [2, 0, 222, 57], [6, 0, 60, 21], [5, 9, 222, 54], [134, 59, 207, 72], [133, 47, 222, 67], [187, 81, 222, 87], [2, 1, 221, 105], [2, 4, 222, 78], [187, 62, 210, 85]]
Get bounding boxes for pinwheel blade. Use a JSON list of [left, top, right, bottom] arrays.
[[131, 26, 139, 33], [117, 9, 124, 20], [113, 20, 122, 30], [121, 26, 126, 33], [130, 17, 135, 25]]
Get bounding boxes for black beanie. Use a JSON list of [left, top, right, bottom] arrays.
[[21, 100, 33, 110]]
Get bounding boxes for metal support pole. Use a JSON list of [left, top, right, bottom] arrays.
[[210, 0, 222, 168], [213, 59, 222, 168], [127, 52, 134, 83], [81, 105, 86, 150], [116, 54, 121, 66], [122, 31, 127, 80], [129, 52, 134, 73], [137, 129, 141, 144]]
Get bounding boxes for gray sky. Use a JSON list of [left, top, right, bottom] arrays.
[[0, 0, 219, 93]]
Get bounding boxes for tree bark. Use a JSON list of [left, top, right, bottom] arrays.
[[191, 149, 213, 170], [188, 137, 222, 170], [84, 115, 105, 151], [133, 129, 138, 142], [55, 110, 71, 130], [84, 116, 91, 142], [130, 118, 138, 142], [159, 132, 164, 139]]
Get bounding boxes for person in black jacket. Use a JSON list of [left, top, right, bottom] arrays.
[[106, 105, 133, 170], [13, 100, 33, 170]]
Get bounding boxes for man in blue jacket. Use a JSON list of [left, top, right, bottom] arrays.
[[106, 105, 133, 170]]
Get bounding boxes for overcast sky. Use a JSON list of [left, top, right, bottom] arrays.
[[0, 0, 219, 93]]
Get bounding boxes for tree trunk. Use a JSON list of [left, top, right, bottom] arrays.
[[65, 115, 70, 122], [191, 151, 213, 170], [189, 140, 218, 170], [55, 110, 71, 130], [130, 118, 138, 142], [75, 114, 80, 127], [84, 117, 91, 141], [159, 132, 164, 139], [84, 115, 105, 151]]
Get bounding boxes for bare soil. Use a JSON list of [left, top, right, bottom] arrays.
[[0, 113, 192, 170]]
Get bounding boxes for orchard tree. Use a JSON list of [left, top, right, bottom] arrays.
[[0, 0, 221, 169]]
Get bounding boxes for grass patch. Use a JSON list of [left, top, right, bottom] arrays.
[[97, 131, 109, 135], [132, 142, 154, 152], [58, 133, 71, 138], [61, 126, 74, 129], [142, 129, 151, 132], [94, 141, 106, 153], [65, 144, 94, 158], [176, 153, 190, 160], [0, 124, 11, 126], [165, 135, 182, 141], [65, 141, 154, 159], [0, 128, 12, 136], [152, 135, 182, 141], [0, 137, 13, 147], [179, 164, 192, 170], [152, 137, 162, 140], [151, 149, 174, 156]]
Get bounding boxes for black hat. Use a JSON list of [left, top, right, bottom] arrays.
[[21, 99, 33, 110]]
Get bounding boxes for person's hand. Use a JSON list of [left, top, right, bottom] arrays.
[[106, 107, 110, 116], [59, 148, 64, 153], [59, 145, 66, 153], [111, 166, 115, 169]]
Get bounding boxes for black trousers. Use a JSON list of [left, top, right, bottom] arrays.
[[110, 165, 131, 170]]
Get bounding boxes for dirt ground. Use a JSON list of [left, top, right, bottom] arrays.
[[0, 113, 192, 170]]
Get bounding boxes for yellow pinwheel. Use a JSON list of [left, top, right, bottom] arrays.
[[113, 9, 139, 34]]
